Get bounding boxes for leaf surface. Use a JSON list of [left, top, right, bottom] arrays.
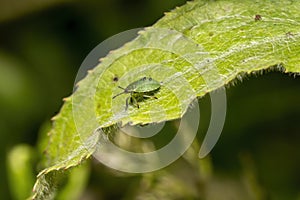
[[32, 0, 300, 199]]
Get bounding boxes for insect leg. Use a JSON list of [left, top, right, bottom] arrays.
[[132, 96, 139, 109], [125, 97, 130, 110], [142, 94, 158, 99]]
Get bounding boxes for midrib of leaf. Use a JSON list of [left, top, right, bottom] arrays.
[[32, 0, 300, 199]]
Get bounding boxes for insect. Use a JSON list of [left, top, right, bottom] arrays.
[[112, 77, 161, 110]]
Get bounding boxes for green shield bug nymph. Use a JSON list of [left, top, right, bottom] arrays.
[[113, 77, 161, 110]]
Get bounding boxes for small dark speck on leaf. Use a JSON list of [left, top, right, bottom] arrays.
[[208, 32, 214, 36], [286, 32, 294, 38], [113, 76, 119, 82], [254, 14, 262, 21]]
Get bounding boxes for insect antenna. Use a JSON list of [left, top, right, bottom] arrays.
[[118, 86, 126, 90], [112, 86, 127, 99], [112, 92, 125, 99]]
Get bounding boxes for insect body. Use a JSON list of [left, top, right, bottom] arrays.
[[113, 77, 161, 110]]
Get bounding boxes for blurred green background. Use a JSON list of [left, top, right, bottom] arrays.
[[0, 0, 300, 199]]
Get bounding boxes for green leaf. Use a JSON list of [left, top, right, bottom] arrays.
[[56, 162, 90, 200], [32, 0, 300, 199]]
